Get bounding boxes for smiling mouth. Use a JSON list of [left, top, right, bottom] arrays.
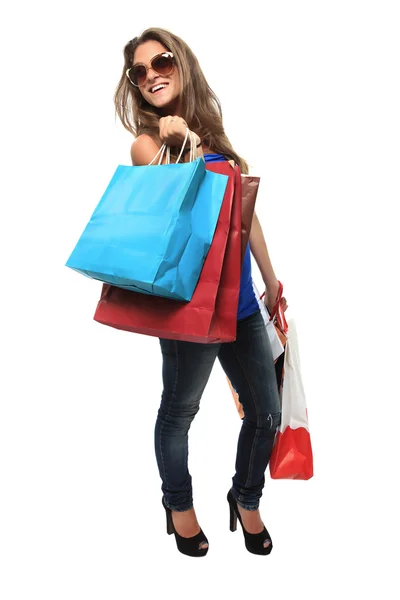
[[150, 83, 169, 94]]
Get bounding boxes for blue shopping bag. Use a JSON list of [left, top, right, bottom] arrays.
[[66, 157, 229, 301]]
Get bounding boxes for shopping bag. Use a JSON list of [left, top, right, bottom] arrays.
[[93, 162, 242, 343], [269, 319, 314, 480], [225, 163, 259, 267], [66, 133, 228, 301], [240, 175, 260, 266], [203, 163, 242, 341], [253, 281, 285, 361]]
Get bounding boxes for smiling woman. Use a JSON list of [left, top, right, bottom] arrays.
[[114, 28, 249, 167], [111, 27, 288, 559]]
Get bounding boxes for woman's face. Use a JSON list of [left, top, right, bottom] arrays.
[[133, 40, 181, 115]]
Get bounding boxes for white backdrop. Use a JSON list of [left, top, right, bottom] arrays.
[[1, 1, 399, 598]]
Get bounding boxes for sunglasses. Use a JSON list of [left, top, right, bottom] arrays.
[[126, 52, 175, 87]]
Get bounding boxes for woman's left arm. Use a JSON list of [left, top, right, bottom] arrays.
[[249, 211, 288, 313]]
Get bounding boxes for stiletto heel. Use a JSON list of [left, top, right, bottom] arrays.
[[165, 504, 174, 535], [227, 489, 273, 556], [162, 497, 209, 557], [229, 503, 237, 532]]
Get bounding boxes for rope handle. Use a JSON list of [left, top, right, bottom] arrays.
[[149, 128, 197, 166], [260, 281, 288, 334]]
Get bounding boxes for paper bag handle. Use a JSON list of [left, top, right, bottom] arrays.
[[261, 281, 288, 333], [149, 128, 198, 165]]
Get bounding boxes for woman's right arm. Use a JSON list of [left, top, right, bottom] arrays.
[[130, 134, 163, 166]]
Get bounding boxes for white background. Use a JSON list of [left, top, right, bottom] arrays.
[[1, 1, 399, 598]]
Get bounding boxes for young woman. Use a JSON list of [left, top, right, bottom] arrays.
[[114, 27, 288, 557]]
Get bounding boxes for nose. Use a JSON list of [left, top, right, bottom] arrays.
[[146, 67, 159, 82]]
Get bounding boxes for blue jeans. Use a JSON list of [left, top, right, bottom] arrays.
[[155, 309, 281, 512]]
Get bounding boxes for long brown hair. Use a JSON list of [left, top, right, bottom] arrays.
[[114, 27, 249, 173]]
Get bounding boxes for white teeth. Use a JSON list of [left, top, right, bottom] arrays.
[[151, 84, 167, 93]]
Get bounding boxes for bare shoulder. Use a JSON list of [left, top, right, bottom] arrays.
[[130, 134, 162, 166]]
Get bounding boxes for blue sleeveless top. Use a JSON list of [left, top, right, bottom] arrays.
[[203, 154, 259, 321]]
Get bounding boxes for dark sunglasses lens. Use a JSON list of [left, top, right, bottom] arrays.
[[152, 55, 173, 75], [131, 65, 146, 86]]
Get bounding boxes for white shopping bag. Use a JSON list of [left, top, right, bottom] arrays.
[[269, 318, 313, 479], [252, 281, 285, 360]]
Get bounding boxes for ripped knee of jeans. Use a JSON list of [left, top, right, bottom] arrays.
[[243, 410, 281, 433], [264, 411, 281, 431]]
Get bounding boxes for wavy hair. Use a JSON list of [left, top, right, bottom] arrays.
[[114, 27, 249, 173]]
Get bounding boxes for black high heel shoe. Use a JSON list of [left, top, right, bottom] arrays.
[[227, 489, 273, 555], [162, 497, 209, 557]]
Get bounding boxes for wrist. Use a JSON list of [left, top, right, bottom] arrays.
[[183, 131, 202, 153], [184, 130, 200, 145], [264, 277, 279, 292], [192, 132, 201, 146]]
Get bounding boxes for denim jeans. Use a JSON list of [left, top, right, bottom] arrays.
[[155, 309, 281, 512]]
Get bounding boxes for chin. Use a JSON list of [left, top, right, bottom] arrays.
[[154, 96, 179, 113], [155, 96, 172, 106]]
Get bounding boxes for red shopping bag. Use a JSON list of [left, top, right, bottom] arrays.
[[93, 162, 242, 343], [205, 163, 241, 341], [269, 319, 314, 480], [239, 174, 260, 266]]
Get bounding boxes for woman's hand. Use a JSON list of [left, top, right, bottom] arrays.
[[263, 279, 288, 315], [159, 116, 200, 147]]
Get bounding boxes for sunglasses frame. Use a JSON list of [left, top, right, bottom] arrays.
[[126, 52, 175, 87]]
